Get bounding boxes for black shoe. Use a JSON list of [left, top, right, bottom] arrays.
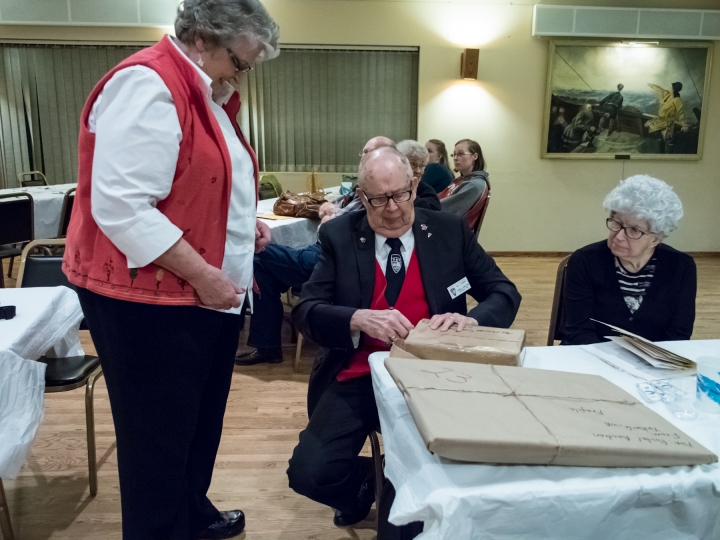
[[235, 348, 283, 366], [196, 510, 245, 539], [333, 474, 376, 527]]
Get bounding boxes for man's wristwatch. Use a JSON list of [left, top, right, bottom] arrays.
[[0, 305, 16, 320]]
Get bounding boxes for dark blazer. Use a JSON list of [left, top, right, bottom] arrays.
[[561, 240, 697, 346], [292, 208, 521, 416]]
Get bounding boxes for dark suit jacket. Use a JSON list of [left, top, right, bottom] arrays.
[[561, 240, 696, 345], [292, 208, 521, 416]]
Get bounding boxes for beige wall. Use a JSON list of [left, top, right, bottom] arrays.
[[1, 0, 718, 251]]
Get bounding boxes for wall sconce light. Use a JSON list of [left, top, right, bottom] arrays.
[[460, 48, 479, 80]]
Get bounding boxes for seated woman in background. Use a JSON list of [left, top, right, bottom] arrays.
[[562, 175, 696, 345], [422, 138, 454, 193], [439, 138, 489, 216]]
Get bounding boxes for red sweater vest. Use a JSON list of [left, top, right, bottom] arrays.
[[63, 36, 258, 306], [337, 251, 430, 382]]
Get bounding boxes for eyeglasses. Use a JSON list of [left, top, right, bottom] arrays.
[[606, 218, 654, 240], [226, 48, 254, 73], [362, 189, 413, 208], [451, 152, 475, 158]]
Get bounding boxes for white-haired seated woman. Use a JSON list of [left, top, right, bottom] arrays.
[[561, 175, 696, 345]]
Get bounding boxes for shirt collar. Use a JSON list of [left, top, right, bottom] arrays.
[[374, 226, 414, 256], [168, 35, 235, 106]]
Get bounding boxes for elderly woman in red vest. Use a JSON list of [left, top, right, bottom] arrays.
[[63, 1, 278, 538]]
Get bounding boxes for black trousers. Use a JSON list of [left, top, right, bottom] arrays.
[[286, 375, 422, 539], [78, 289, 241, 540]]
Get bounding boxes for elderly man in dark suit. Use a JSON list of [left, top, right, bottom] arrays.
[[287, 147, 521, 537]]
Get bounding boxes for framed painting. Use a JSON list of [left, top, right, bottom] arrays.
[[542, 40, 713, 160]]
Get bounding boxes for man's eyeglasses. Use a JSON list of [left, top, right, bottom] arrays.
[[362, 189, 413, 208], [450, 152, 475, 158], [606, 218, 654, 240], [226, 48, 254, 73]]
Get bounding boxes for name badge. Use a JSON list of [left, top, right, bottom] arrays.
[[447, 277, 471, 299]]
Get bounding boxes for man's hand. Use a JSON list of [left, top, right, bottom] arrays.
[[255, 219, 272, 253], [318, 202, 340, 219], [428, 313, 478, 332], [192, 265, 244, 310], [350, 309, 415, 343]]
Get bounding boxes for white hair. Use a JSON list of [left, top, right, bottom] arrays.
[[176, 0, 279, 62], [396, 140, 429, 164], [603, 175, 683, 238], [358, 147, 413, 188]]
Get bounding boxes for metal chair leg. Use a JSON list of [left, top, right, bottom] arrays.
[[0, 478, 14, 540], [369, 431, 383, 510], [85, 366, 103, 497], [294, 334, 303, 373]]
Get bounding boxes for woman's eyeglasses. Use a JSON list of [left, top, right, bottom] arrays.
[[451, 152, 474, 158], [226, 49, 254, 73], [606, 218, 654, 240]]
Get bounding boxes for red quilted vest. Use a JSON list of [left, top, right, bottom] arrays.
[[337, 251, 430, 382], [63, 35, 258, 305]]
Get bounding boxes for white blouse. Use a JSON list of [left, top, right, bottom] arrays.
[[88, 36, 256, 314]]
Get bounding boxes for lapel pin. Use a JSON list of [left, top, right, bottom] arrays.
[[428, 233, 432, 238], [360, 237, 366, 243], [421, 224, 427, 231]]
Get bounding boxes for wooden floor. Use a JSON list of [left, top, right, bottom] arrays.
[[2, 254, 719, 539]]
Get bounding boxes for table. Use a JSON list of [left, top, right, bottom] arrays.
[[0, 183, 76, 240], [0, 286, 84, 478], [369, 340, 720, 540], [257, 186, 341, 250]]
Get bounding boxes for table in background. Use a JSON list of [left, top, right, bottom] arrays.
[[257, 186, 341, 250], [0, 183, 77, 240], [0, 286, 84, 478], [369, 340, 720, 540]]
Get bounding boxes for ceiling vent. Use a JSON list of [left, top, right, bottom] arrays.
[[533, 5, 720, 40]]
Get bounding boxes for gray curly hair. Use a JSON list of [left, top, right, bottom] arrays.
[[603, 175, 683, 238], [396, 139, 429, 165], [175, 0, 279, 62]]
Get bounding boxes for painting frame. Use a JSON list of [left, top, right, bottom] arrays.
[[542, 39, 713, 161]]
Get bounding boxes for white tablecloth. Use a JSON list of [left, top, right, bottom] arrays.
[[0, 183, 77, 240], [257, 186, 341, 250], [369, 340, 720, 540], [0, 286, 84, 478]]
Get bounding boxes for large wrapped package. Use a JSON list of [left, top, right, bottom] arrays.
[[391, 319, 525, 366], [385, 357, 717, 467]]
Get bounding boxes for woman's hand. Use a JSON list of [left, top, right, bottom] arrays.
[[428, 313, 478, 332], [350, 309, 415, 343], [192, 266, 244, 310], [255, 219, 272, 253]]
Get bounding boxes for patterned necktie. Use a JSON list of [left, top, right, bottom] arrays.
[[385, 238, 406, 307]]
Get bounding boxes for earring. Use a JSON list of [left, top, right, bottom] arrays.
[[197, 56, 204, 68]]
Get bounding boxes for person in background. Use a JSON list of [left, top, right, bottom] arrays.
[[397, 139, 429, 185], [646, 82, 689, 154], [423, 139, 454, 193], [62, 0, 279, 537], [235, 137, 441, 366], [440, 138, 489, 217], [287, 147, 520, 537], [562, 175, 696, 345]]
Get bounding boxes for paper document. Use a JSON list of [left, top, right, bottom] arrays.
[[256, 213, 295, 220], [591, 319, 695, 371]]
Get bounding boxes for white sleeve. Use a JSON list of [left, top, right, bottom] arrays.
[[90, 66, 184, 269]]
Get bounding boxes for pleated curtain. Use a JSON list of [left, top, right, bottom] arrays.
[[0, 44, 143, 189], [240, 48, 419, 173]]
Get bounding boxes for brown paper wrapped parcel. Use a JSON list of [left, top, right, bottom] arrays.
[[391, 319, 525, 366], [385, 357, 717, 467]]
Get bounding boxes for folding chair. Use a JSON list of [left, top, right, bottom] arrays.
[[57, 187, 76, 237], [463, 179, 491, 238], [547, 255, 571, 346], [17, 239, 104, 497], [0, 193, 34, 287], [17, 171, 48, 187]]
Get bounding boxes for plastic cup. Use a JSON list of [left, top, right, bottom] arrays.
[[696, 356, 720, 414], [666, 378, 700, 420]]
